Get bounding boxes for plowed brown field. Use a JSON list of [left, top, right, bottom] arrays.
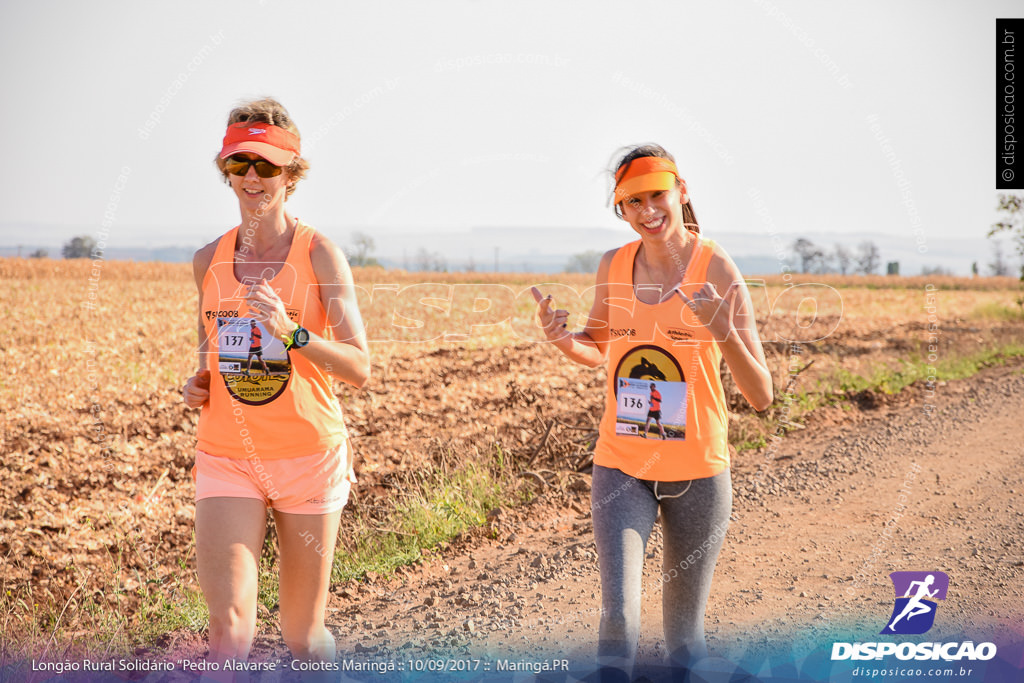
[[2, 259, 1022, 680]]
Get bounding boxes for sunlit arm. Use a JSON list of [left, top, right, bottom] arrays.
[[290, 236, 371, 388], [533, 250, 614, 369], [706, 255, 773, 412], [552, 328, 607, 369], [182, 241, 218, 408]]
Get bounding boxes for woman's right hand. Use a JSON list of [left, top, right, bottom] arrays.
[[183, 369, 211, 408], [531, 286, 571, 346]]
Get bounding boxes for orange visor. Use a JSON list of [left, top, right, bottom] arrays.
[[614, 157, 683, 205], [219, 122, 301, 166]]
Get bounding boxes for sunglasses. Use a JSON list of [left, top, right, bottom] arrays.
[[224, 155, 284, 178]]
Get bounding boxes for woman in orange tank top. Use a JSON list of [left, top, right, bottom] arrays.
[[181, 98, 370, 677], [533, 145, 772, 679]]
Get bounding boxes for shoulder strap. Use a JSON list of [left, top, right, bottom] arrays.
[[202, 226, 239, 291], [607, 240, 640, 285], [685, 238, 716, 284], [214, 227, 239, 263], [289, 220, 317, 272]]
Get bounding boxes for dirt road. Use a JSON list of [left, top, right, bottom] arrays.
[[27, 357, 1021, 682], [304, 360, 1024, 681]]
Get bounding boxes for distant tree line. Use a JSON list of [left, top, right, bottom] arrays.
[[563, 239, 886, 275], [345, 231, 381, 267], [565, 249, 603, 273], [61, 235, 97, 259], [55, 213, 1024, 278], [411, 248, 448, 272], [790, 238, 881, 275], [989, 194, 1024, 279], [345, 231, 448, 272], [560, 235, 1019, 277]]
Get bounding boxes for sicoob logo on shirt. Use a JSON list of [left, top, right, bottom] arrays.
[[880, 571, 949, 635]]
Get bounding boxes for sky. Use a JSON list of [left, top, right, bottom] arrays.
[[0, 0, 1018, 273]]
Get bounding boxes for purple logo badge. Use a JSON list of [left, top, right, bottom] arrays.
[[881, 571, 949, 635]]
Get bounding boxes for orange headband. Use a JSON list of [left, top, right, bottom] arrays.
[[614, 157, 685, 205]]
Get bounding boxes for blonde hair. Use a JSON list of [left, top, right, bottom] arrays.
[[214, 97, 309, 197]]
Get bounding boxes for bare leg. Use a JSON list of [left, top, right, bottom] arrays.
[[273, 509, 343, 682], [196, 497, 267, 683]]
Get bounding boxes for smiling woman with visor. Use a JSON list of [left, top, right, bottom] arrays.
[[532, 144, 773, 680], [181, 97, 370, 678]]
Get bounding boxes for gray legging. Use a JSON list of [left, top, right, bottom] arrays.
[[591, 464, 732, 675]]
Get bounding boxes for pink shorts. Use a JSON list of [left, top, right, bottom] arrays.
[[193, 441, 356, 515]]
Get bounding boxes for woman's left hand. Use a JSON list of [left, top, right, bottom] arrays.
[[245, 279, 295, 340], [677, 282, 734, 341]]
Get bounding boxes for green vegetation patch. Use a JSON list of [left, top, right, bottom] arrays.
[[332, 448, 517, 583]]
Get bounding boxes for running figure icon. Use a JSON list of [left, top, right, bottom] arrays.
[[643, 383, 667, 439], [246, 319, 270, 376], [888, 574, 938, 631]]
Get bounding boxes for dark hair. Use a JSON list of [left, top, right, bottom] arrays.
[[214, 97, 309, 197], [612, 144, 700, 233]]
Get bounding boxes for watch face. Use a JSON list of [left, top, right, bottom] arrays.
[[294, 327, 310, 346]]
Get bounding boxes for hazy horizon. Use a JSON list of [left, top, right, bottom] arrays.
[[3, 222, 1013, 277], [2, 0, 1019, 274]]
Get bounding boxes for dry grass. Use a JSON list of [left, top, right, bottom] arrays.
[[2, 257, 1023, 661], [2, 258, 1020, 415]]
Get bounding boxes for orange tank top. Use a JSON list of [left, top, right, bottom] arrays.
[[196, 221, 348, 460], [593, 237, 729, 481], [649, 389, 661, 411]]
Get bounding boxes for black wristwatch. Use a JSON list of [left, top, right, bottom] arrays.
[[284, 325, 310, 350]]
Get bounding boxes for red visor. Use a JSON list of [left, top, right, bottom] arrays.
[[219, 122, 300, 166]]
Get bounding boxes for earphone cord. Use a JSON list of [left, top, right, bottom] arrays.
[[654, 479, 692, 501]]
